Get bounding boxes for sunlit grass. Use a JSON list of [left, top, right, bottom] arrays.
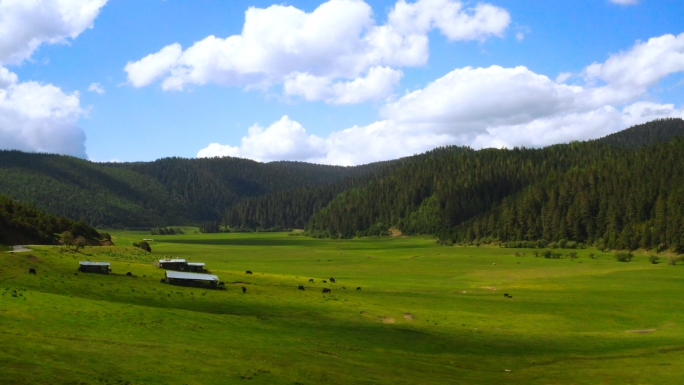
[[2, 230, 684, 384]]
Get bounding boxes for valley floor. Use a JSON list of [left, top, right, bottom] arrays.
[[1, 231, 684, 384]]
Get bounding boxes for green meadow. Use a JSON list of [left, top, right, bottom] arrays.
[[2, 231, 684, 384]]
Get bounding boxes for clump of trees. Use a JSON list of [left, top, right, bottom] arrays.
[[614, 252, 634, 262], [133, 241, 151, 252], [151, 227, 184, 235]]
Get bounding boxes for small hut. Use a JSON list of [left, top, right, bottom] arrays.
[[185, 262, 206, 273], [79, 261, 110, 274], [164, 271, 219, 288], [158, 259, 187, 271]]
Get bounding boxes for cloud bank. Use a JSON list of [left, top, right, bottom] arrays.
[[0, 0, 107, 158], [198, 33, 684, 165], [125, 0, 510, 104]]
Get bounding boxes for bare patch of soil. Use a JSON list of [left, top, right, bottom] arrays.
[[388, 228, 403, 237], [403, 313, 413, 321], [381, 317, 395, 324]]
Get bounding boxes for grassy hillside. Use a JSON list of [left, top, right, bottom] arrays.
[[2, 231, 684, 384]]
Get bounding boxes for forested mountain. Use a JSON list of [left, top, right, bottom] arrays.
[[451, 136, 684, 252], [0, 195, 101, 246], [306, 142, 624, 237], [0, 151, 390, 228], [2, 118, 683, 252], [305, 118, 684, 252], [597, 118, 684, 149]]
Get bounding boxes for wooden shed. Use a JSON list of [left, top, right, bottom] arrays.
[[164, 271, 219, 288], [158, 259, 187, 271], [79, 261, 110, 274], [185, 262, 206, 273]]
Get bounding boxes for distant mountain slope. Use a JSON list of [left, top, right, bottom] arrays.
[[452, 136, 684, 252], [0, 151, 391, 228], [0, 195, 101, 246], [306, 142, 624, 237], [597, 118, 684, 149], [305, 119, 684, 249]]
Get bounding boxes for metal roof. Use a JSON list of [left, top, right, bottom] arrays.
[[186, 262, 205, 266], [165, 271, 218, 281], [159, 259, 186, 263], [79, 261, 110, 266]]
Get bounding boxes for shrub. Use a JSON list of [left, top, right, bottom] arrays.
[[648, 255, 660, 264], [567, 252, 578, 259], [588, 253, 596, 259], [542, 250, 552, 258], [614, 252, 633, 262]]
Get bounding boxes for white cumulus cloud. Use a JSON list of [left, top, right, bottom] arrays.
[[0, 0, 108, 64], [197, 33, 684, 165], [0, 0, 108, 157], [126, 0, 510, 103], [0, 72, 86, 157]]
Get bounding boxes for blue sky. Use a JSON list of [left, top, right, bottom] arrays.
[[1, 0, 683, 164]]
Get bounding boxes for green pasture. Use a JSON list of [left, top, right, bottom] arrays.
[[2, 231, 684, 384]]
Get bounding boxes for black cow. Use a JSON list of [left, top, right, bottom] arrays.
[[245, 270, 253, 274], [322, 280, 327, 283], [309, 279, 314, 283], [322, 288, 331, 294], [504, 293, 509, 297], [241, 286, 247, 293], [298, 285, 305, 291], [28, 268, 36, 275], [330, 277, 336, 283], [356, 287, 362, 291], [126, 272, 132, 276]]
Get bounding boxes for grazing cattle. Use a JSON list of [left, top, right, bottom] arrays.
[[356, 287, 361, 291], [309, 279, 314, 283], [330, 277, 336, 283], [126, 272, 132, 276], [298, 285, 305, 291], [322, 280, 327, 283], [218, 282, 225, 286], [241, 286, 247, 293], [342, 287, 346, 290], [28, 268, 36, 275], [504, 294, 508, 297], [322, 288, 331, 294], [509, 296, 513, 298], [160, 278, 166, 283], [245, 270, 253, 274]]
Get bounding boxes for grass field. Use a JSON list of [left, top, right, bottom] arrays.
[[2, 230, 684, 384]]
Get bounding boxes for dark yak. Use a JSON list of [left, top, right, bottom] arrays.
[[356, 287, 361, 291], [322, 288, 331, 294], [245, 270, 253, 274], [28, 268, 36, 275], [330, 277, 336, 283], [241, 286, 247, 293], [298, 285, 305, 290], [309, 279, 314, 283]]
